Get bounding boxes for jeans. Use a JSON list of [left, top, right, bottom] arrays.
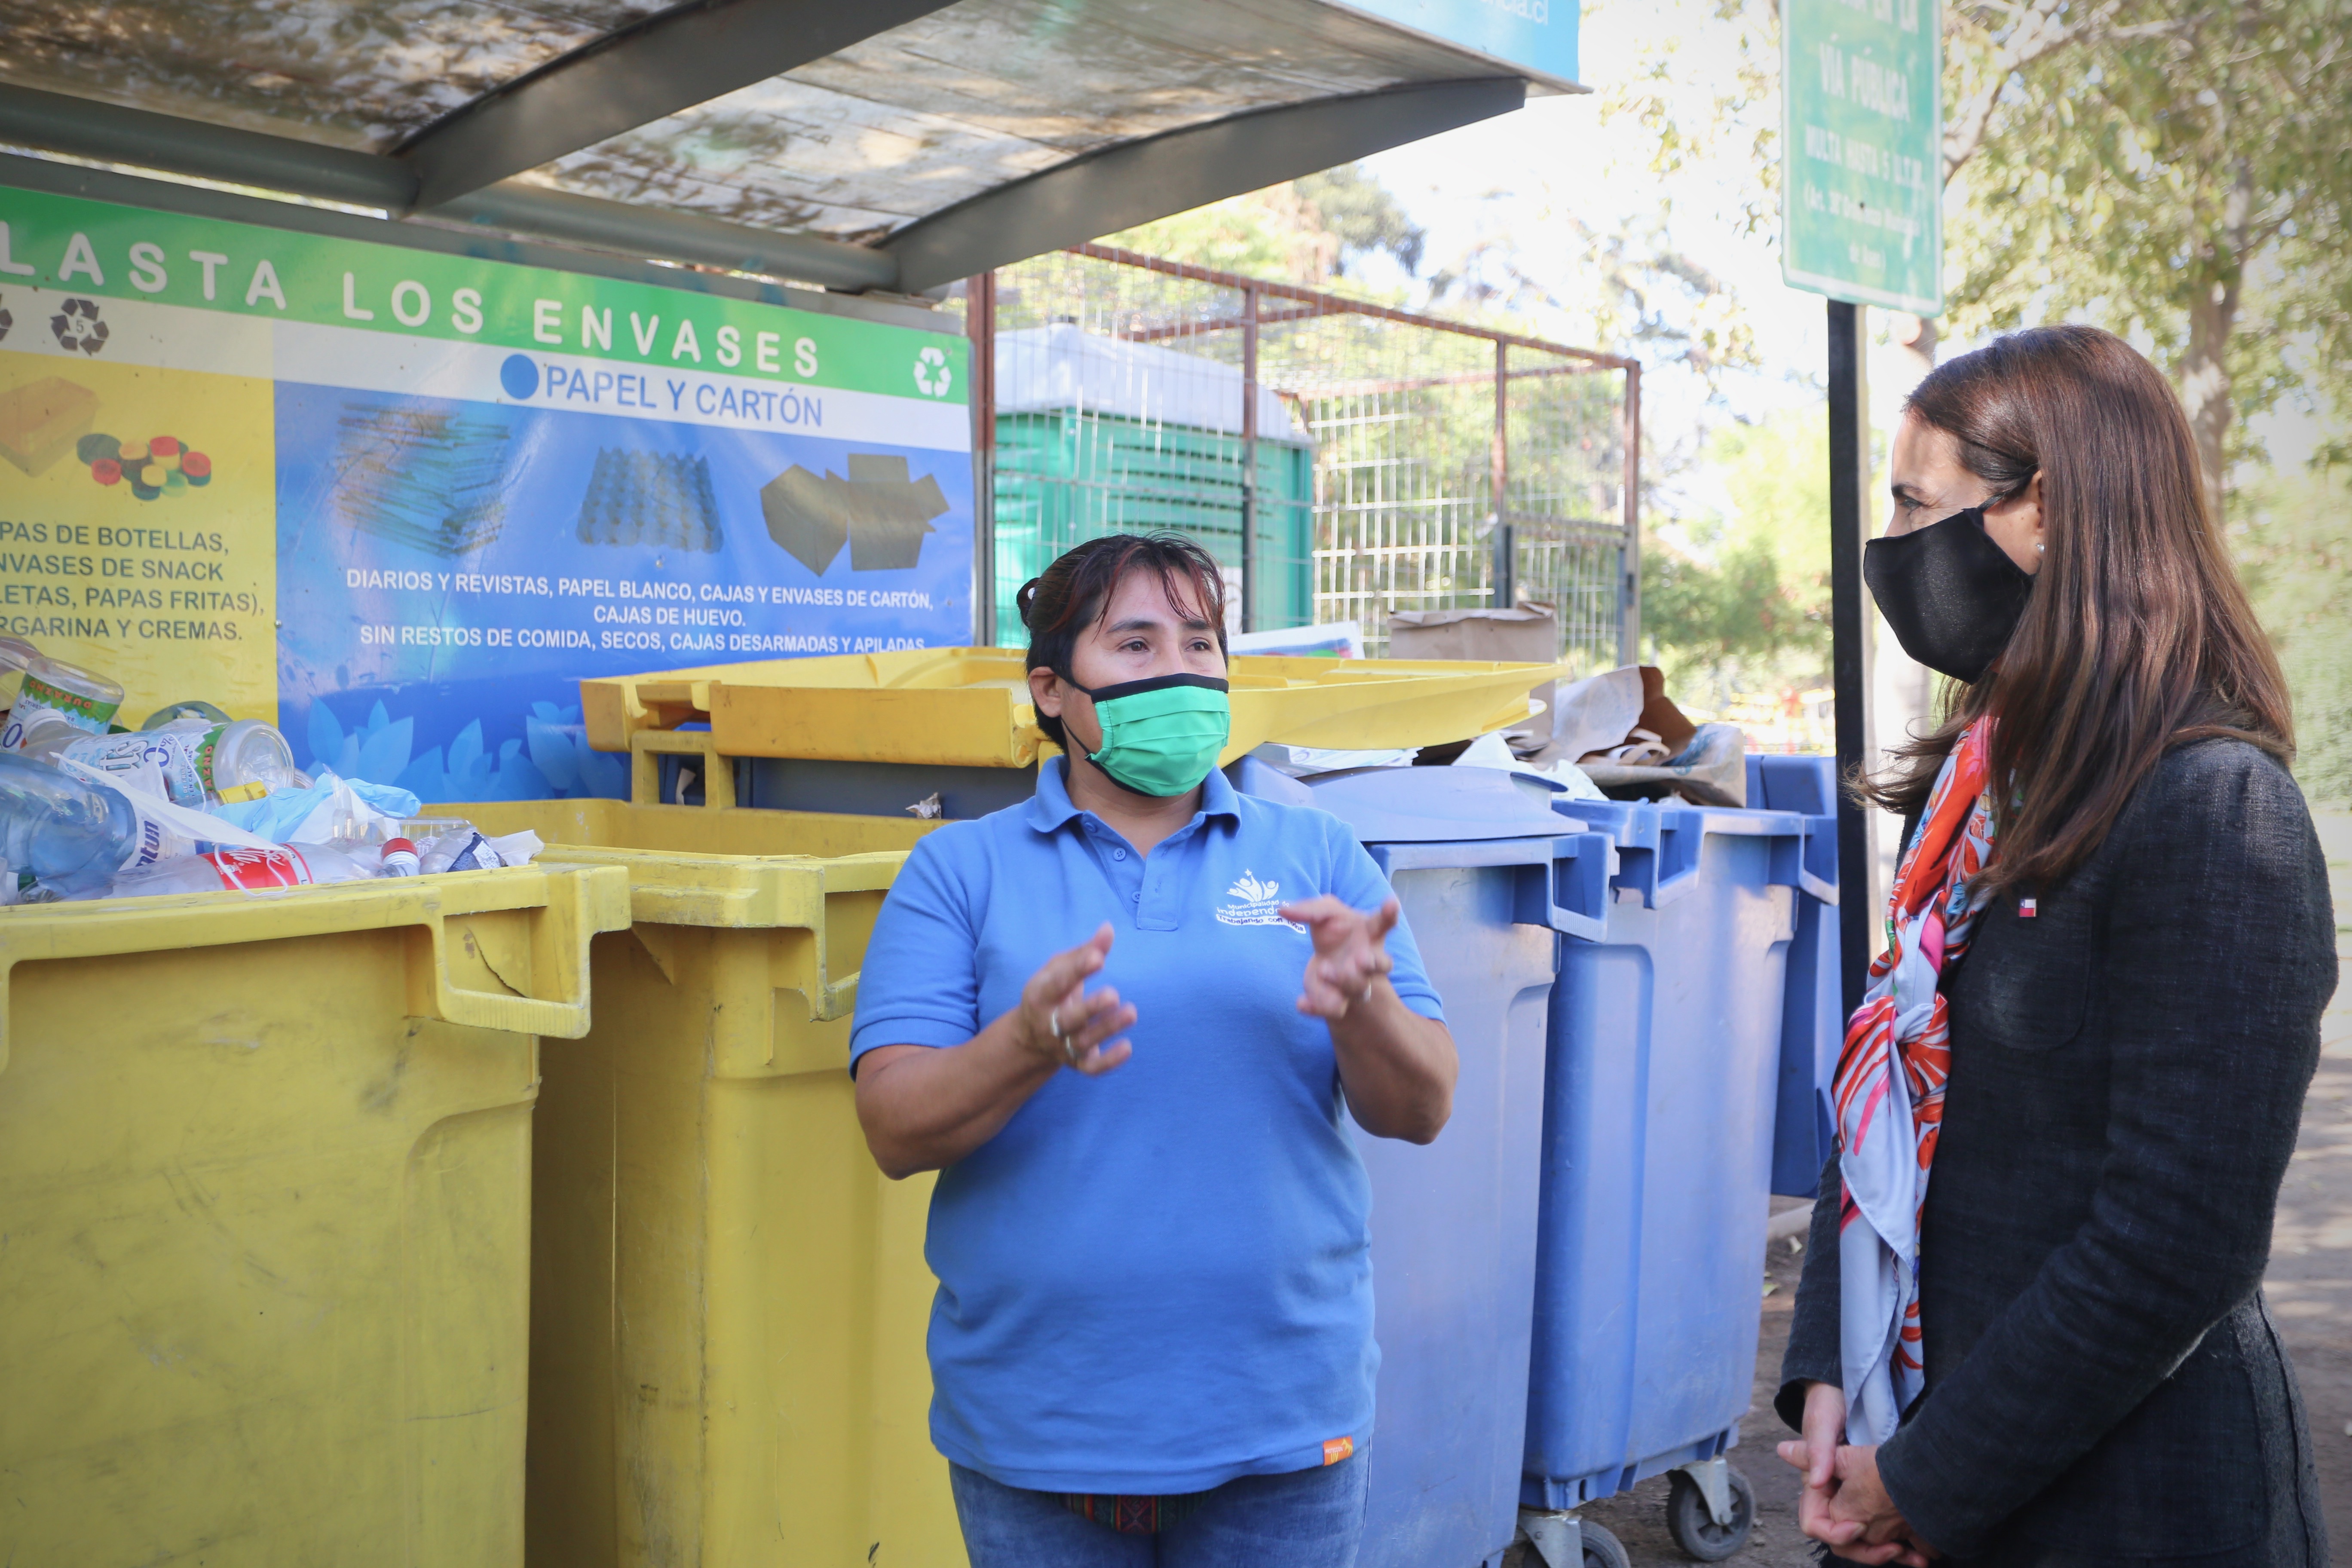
[[949, 1452, 1370, 1568]]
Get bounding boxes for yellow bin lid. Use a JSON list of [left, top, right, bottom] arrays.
[[582, 647, 1568, 769]]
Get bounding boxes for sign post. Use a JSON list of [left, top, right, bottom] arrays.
[[1779, 0, 1942, 1015]]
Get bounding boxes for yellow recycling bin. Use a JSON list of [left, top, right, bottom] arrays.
[[444, 798, 956, 1568], [0, 862, 630, 1568], [576, 646, 1570, 806]]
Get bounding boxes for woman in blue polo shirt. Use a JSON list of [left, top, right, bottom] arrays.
[[850, 532, 1457, 1566]]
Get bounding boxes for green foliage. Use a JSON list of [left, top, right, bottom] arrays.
[[1949, 1, 2352, 797], [1103, 189, 1323, 283], [1425, 213, 1762, 393], [1642, 407, 1834, 705], [1100, 165, 1424, 291], [1946, 1, 2352, 486], [2231, 462, 2352, 802], [1293, 165, 1427, 276]]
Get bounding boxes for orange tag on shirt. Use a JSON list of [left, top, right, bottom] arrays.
[[1323, 1436, 1355, 1466]]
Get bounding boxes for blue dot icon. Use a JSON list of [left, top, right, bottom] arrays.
[[500, 353, 539, 399]]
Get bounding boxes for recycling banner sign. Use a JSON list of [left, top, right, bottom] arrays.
[[0, 182, 972, 801]]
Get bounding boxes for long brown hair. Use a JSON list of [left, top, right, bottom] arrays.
[[1863, 325, 2291, 892]]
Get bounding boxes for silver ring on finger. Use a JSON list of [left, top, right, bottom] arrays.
[[1050, 1008, 1080, 1065]]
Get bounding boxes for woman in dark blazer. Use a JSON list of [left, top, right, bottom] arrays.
[[1776, 325, 2337, 1567]]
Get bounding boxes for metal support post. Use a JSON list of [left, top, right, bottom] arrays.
[[1518, 1509, 1586, 1568], [1680, 1457, 1736, 1527], [1491, 338, 1514, 608], [968, 270, 998, 646], [1619, 361, 1642, 666], [1240, 283, 1261, 634], [1828, 299, 1872, 1017]]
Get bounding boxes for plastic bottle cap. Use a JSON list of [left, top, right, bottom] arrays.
[[379, 837, 421, 877]]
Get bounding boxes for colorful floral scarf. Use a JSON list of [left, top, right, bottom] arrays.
[[1834, 721, 1998, 1444]]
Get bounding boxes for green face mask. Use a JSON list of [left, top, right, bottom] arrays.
[[1072, 674, 1232, 797]]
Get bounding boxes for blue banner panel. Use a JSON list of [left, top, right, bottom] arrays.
[[275, 384, 973, 798]]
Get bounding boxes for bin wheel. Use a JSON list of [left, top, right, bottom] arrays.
[[1580, 1519, 1632, 1568], [1666, 1465, 1755, 1562]]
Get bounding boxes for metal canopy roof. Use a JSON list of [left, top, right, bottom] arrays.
[[0, 0, 1578, 295]]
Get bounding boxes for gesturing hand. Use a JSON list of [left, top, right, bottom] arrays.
[[1016, 923, 1136, 1076], [1278, 895, 1399, 1020]]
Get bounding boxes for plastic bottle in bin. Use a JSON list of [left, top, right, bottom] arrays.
[[2, 656, 123, 747], [15, 718, 300, 808], [110, 842, 378, 896], [0, 750, 193, 896], [0, 635, 40, 710]]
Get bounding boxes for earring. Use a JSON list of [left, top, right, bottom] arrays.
[[2036, 542, 2045, 554]]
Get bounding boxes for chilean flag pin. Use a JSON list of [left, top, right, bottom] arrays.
[[2018, 897, 2039, 918]]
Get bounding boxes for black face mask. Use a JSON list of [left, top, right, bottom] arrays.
[[1862, 506, 2036, 684]]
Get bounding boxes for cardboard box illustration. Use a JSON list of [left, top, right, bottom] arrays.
[[0, 375, 99, 476], [759, 453, 948, 575]]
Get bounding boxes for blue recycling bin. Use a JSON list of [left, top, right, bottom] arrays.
[[1746, 755, 1843, 1198], [1230, 758, 1606, 1568], [1520, 795, 1807, 1537]]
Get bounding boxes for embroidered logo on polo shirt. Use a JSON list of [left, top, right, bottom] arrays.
[[1217, 870, 1304, 931]]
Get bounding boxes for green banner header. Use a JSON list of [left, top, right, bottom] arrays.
[[1780, 0, 1944, 316], [0, 184, 968, 403]]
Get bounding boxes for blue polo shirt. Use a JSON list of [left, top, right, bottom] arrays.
[[849, 760, 1445, 1494]]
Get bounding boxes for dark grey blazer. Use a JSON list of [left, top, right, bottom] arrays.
[[1779, 738, 2337, 1566]]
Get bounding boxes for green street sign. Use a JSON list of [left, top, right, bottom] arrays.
[[1781, 0, 1944, 315]]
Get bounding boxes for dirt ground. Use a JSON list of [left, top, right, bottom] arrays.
[[1518, 809, 2352, 1568]]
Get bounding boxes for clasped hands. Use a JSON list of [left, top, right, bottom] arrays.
[[1776, 1382, 1940, 1567], [1016, 901, 1400, 1075]]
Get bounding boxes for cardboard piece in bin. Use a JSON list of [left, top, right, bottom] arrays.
[[1386, 603, 1559, 663], [1389, 603, 1562, 738]]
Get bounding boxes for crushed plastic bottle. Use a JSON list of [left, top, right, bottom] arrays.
[[2, 656, 124, 747], [109, 841, 377, 897], [419, 830, 505, 874], [403, 824, 544, 874], [202, 720, 301, 799], [10, 710, 91, 767], [51, 719, 300, 809], [140, 699, 233, 730], [0, 750, 196, 896], [0, 635, 41, 710]]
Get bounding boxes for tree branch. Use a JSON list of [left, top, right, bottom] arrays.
[[1944, 0, 2128, 185]]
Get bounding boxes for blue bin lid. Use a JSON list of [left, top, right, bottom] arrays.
[[1300, 765, 1572, 845]]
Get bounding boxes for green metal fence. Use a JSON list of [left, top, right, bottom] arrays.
[[991, 411, 1315, 639]]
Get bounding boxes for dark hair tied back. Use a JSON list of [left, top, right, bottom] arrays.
[[1018, 533, 1229, 749]]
